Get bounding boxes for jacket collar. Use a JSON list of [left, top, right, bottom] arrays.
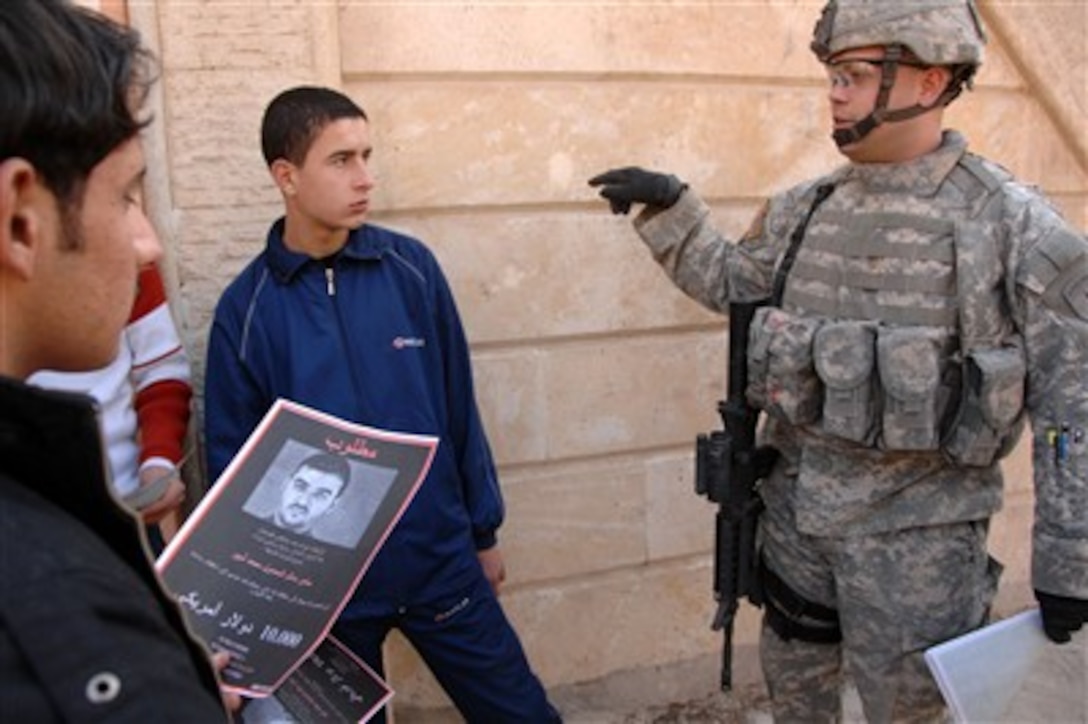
[[265, 219, 390, 283]]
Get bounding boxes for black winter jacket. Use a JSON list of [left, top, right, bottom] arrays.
[[0, 377, 227, 722]]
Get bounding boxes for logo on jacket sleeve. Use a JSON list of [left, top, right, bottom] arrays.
[[392, 336, 426, 350]]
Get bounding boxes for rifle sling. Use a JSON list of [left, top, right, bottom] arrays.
[[771, 183, 836, 308]]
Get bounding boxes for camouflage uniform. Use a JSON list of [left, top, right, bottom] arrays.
[[633, 122, 1088, 722]]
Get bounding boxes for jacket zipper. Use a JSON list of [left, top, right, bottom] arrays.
[[323, 259, 364, 413]]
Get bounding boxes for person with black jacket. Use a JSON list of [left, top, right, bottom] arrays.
[[0, 2, 232, 720]]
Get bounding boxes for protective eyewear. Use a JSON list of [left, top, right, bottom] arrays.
[[823, 57, 930, 89]]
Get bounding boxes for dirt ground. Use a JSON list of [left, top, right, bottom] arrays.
[[394, 683, 774, 724], [396, 688, 774, 724], [613, 688, 774, 724], [564, 681, 866, 724], [394, 655, 785, 724]]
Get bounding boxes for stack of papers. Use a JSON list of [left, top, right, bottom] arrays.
[[925, 609, 1087, 722]]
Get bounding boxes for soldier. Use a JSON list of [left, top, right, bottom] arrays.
[[589, 1, 1088, 721]]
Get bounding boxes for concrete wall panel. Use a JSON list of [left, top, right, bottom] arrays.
[[341, 3, 821, 79], [386, 213, 721, 344]]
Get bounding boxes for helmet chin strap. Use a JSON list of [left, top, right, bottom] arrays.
[[832, 44, 939, 148]]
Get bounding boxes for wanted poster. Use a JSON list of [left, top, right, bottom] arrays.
[[158, 398, 436, 696]]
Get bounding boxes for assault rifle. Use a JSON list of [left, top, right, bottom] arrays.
[[694, 299, 776, 692]]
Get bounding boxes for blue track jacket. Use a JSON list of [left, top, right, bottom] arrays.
[[204, 219, 504, 615]]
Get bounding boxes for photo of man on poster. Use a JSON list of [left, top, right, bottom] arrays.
[[241, 440, 396, 551], [264, 453, 350, 540]]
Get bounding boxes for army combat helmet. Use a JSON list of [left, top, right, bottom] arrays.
[[811, 0, 987, 147]]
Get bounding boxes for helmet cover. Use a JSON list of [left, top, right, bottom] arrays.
[[811, 0, 986, 67]]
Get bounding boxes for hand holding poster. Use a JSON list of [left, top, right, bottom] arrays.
[[157, 399, 436, 697]]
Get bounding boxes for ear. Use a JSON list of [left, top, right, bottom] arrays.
[[0, 159, 47, 280], [919, 65, 954, 107], [269, 159, 297, 196]]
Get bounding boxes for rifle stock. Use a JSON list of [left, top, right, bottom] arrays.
[[694, 299, 770, 692]]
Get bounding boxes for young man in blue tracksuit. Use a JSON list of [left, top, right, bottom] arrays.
[[204, 86, 560, 723]]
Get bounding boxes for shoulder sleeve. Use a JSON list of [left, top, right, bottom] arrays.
[[1017, 224, 1088, 321], [428, 251, 505, 548], [1012, 203, 1088, 597], [631, 179, 831, 310], [127, 265, 191, 389], [631, 189, 734, 312], [204, 275, 275, 482], [125, 266, 193, 464]]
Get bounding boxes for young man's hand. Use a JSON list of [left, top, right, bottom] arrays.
[[477, 546, 507, 596], [131, 462, 186, 525]]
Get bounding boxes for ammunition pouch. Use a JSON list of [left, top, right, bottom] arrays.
[[815, 322, 878, 445], [942, 345, 1027, 466], [746, 308, 1026, 467]]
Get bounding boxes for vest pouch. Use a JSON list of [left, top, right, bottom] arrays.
[[942, 346, 1026, 467], [747, 307, 822, 425], [877, 327, 943, 451], [814, 322, 877, 445]]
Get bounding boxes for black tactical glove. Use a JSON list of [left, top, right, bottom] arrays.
[[587, 167, 687, 215], [1036, 590, 1088, 643]]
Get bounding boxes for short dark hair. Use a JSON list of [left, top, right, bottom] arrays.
[[261, 86, 368, 167], [0, 0, 154, 208], [293, 452, 351, 498]]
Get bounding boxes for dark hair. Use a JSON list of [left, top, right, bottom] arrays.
[[0, 0, 155, 208], [293, 452, 351, 498], [261, 86, 367, 167]]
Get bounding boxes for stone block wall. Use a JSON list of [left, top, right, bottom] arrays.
[[84, 0, 1088, 716]]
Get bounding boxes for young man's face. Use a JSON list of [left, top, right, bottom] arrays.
[[285, 117, 375, 236], [32, 138, 162, 372], [275, 464, 345, 534]]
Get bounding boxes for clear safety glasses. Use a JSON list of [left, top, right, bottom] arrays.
[[823, 57, 930, 89]]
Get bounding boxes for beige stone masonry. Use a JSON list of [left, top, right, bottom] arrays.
[[382, 212, 727, 344]]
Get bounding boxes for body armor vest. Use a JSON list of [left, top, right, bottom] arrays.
[[747, 156, 1026, 466]]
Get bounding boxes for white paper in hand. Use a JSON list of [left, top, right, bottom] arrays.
[[924, 609, 1085, 723]]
